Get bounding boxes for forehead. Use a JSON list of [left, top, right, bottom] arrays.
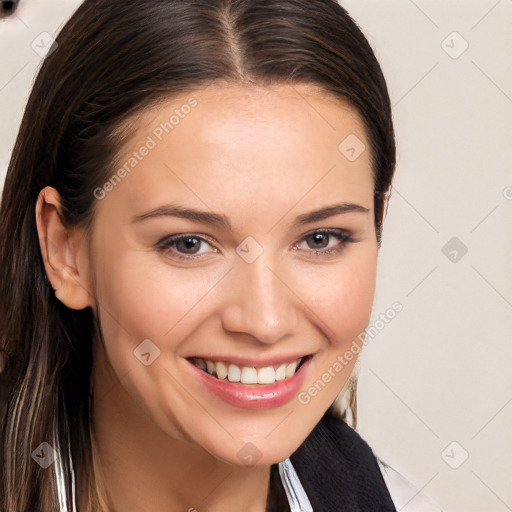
[[115, 83, 370, 164], [97, 84, 374, 226]]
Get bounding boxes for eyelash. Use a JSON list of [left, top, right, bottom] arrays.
[[156, 229, 353, 261]]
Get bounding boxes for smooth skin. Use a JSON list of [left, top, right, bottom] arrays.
[[36, 83, 382, 512]]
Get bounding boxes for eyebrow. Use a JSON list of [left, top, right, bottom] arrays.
[[131, 202, 370, 230]]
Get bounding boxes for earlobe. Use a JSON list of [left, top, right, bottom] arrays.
[[35, 186, 94, 310]]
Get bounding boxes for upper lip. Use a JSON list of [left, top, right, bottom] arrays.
[[186, 353, 312, 369]]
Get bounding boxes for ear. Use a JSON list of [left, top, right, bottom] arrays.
[[35, 186, 94, 310]]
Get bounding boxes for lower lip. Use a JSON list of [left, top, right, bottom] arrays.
[[185, 357, 312, 410]]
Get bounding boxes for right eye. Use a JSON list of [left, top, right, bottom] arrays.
[[156, 233, 219, 260]]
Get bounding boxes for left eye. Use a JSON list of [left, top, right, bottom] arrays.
[[157, 229, 352, 260], [293, 229, 352, 256]]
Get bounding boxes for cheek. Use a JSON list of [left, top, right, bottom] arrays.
[[90, 244, 228, 424], [293, 246, 377, 409], [293, 246, 378, 346], [92, 241, 227, 360]]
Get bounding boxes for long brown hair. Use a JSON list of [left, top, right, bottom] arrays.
[[0, 1, 396, 510]]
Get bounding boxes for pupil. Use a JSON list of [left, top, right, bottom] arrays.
[[310, 233, 327, 249], [179, 237, 199, 253]]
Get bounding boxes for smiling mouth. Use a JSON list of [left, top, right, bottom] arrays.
[[187, 355, 310, 385]]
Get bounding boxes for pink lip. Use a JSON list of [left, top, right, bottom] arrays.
[[185, 356, 312, 410]]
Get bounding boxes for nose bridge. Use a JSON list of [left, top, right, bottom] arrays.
[[220, 248, 298, 344]]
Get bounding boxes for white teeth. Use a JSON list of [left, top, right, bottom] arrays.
[[227, 363, 241, 382], [241, 366, 258, 384], [257, 366, 275, 384], [215, 361, 228, 380], [275, 363, 286, 381], [206, 360, 215, 375], [192, 357, 304, 384], [285, 361, 298, 378]]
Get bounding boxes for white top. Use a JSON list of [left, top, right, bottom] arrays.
[[377, 459, 445, 512]]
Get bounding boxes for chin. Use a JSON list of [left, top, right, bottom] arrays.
[[202, 418, 314, 468]]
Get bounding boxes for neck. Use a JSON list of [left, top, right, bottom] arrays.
[[89, 344, 272, 512]]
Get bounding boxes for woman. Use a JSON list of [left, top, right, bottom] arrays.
[[0, 1, 444, 510]]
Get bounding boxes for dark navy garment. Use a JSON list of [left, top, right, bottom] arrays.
[[266, 408, 397, 512]]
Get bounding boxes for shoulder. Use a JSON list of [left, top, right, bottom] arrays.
[[376, 458, 445, 512]]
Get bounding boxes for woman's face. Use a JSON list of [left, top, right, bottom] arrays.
[[87, 84, 378, 466]]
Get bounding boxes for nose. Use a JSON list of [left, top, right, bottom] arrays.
[[219, 249, 300, 345]]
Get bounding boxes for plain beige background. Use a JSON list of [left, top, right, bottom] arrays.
[[1, 1, 511, 511]]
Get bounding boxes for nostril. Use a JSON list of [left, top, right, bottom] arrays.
[[1, 0, 19, 18]]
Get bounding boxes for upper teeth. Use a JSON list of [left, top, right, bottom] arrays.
[[192, 357, 303, 385]]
